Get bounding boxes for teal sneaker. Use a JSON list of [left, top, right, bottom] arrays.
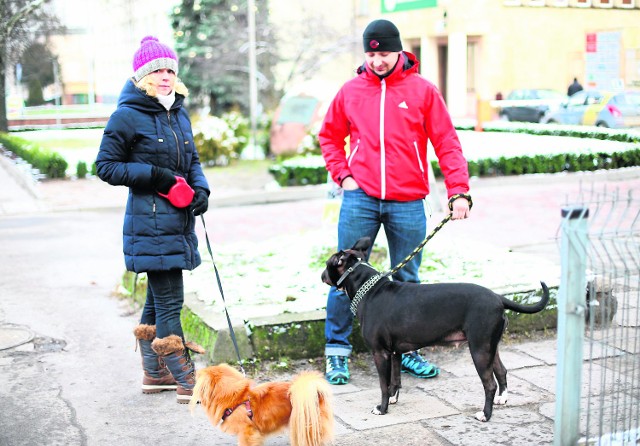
[[325, 355, 350, 385], [401, 351, 439, 378]]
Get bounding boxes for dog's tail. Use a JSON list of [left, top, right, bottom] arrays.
[[501, 281, 550, 314], [289, 371, 334, 446]]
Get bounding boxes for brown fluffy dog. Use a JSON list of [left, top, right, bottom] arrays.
[[190, 364, 334, 446]]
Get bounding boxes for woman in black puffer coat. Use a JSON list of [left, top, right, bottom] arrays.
[[96, 36, 209, 404]]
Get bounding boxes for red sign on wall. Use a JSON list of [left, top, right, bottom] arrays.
[[586, 33, 597, 53]]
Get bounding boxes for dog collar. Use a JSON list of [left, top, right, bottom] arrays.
[[336, 259, 380, 288], [336, 259, 364, 287], [222, 400, 253, 422], [350, 273, 388, 316]]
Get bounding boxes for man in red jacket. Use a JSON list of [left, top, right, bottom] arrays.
[[320, 19, 471, 385]]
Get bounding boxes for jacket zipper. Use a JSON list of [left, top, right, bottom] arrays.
[[167, 111, 181, 171], [379, 80, 387, 200]]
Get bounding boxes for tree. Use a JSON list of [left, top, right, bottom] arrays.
[[170, 0, 278, 115], [20, 41, 58, 106], [0, 0, 58, 132], [271, 10, 357, 96]]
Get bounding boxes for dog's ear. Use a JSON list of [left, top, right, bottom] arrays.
[[352, 237, 371, 254], [192, 364, 250, 422]]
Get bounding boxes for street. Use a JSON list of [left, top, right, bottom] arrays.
[[1, 161, 639, 445]]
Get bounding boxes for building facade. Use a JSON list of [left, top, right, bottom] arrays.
[[11, 0, 640, 120], [352, 0, 640, 118]]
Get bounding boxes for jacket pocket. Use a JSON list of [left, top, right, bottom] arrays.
[[347, 139, 360, 167], [413, 141, 425, 173]]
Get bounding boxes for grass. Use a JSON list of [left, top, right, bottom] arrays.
[[13, 128, 103, 154]]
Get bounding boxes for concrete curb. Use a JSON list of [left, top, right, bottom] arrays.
[[0, 153, 40, 199]]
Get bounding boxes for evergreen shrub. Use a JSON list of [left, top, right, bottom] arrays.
[[0, 132, 68, 178]]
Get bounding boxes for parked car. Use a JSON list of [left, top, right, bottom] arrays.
[[498, 89, 567, 123], [542, 90, 640, 128]]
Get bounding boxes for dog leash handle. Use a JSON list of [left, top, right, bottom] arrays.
[[200, 215, 246, 377], [385, 193, 472, 278]]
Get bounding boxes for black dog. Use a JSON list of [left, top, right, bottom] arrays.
[[321, 237, 550, 422]]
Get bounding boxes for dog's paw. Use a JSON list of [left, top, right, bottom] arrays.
[[494, 390, 508, 405], [474, 411, 488, 422], [372, 405, 386, 415], [389, 389, 400, 405]]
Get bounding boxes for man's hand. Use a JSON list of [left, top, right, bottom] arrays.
[[450, 197, 470, 220], [341, 176, 360, 191]]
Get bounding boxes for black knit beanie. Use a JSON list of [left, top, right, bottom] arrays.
[[363, 19, 402, 52]]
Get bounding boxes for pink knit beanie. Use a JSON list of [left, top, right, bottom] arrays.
[[132, 36, 178, 82]]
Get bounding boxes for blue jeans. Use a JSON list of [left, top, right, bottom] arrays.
[[141, 269, 185, 340], [325, 188, 427, 357]]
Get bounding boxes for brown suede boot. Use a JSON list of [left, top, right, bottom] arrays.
[[151, 335, 205, 404], [133, 324, 177, 394]]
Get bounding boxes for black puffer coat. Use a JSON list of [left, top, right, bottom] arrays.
[[96, 79, 209, 273]]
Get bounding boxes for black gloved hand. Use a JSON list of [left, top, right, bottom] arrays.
[[190, 187, 209, 216], [151, 166, 177, 194]]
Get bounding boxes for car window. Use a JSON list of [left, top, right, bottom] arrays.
[[507, 90, 523, 100], [568, 91, 587, 106], [537, 90, 564, 100], [586, 93, 603, 105], [624, 92, 640, 106]]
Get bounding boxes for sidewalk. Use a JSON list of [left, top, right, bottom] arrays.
[[1, 134, 639, 445]]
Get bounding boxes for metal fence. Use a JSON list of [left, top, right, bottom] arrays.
[[555, 185, 640, 445]]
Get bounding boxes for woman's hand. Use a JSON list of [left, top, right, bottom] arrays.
[[151, 167, 177, 194], [189, 188, 209, 216]]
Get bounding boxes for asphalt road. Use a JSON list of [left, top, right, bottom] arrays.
[[1, 162, 639, 445]]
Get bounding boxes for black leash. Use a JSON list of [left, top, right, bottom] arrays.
[[200, 215, 246, 377], [384, 193, 472, 278]]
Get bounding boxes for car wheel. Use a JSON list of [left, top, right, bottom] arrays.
[[596, 122, 609, 128]]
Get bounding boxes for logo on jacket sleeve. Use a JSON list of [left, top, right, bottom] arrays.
[[398, 101, 408, 109]]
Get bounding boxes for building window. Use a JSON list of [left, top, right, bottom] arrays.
[[553, 0, 569, 5], [575, 0, 592, 6], [619, 0, 634, 7], [467, 41, 477, 93], [596, 0, 613, 7]]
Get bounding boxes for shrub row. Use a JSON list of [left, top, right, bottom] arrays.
[[270, 148, 640, 187], [430, 148, 640, 178], [268, 156, 327, 187], [481, 122, 640, 144], [0, 132, 68, 178], [268, 121, 640, 186]]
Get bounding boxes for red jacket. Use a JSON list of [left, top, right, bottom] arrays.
[[320, 52, 469, 201]]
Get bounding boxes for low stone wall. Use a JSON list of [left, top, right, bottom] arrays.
[[181, 285, 559, 364]]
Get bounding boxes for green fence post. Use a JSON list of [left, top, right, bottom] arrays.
[[554, 206, 589, 446]]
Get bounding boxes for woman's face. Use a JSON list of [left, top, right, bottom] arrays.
[[147, 68, 176, 95]]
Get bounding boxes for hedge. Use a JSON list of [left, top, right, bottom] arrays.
[[268, 124, 640, 186], [0, 132, 68, 179]]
